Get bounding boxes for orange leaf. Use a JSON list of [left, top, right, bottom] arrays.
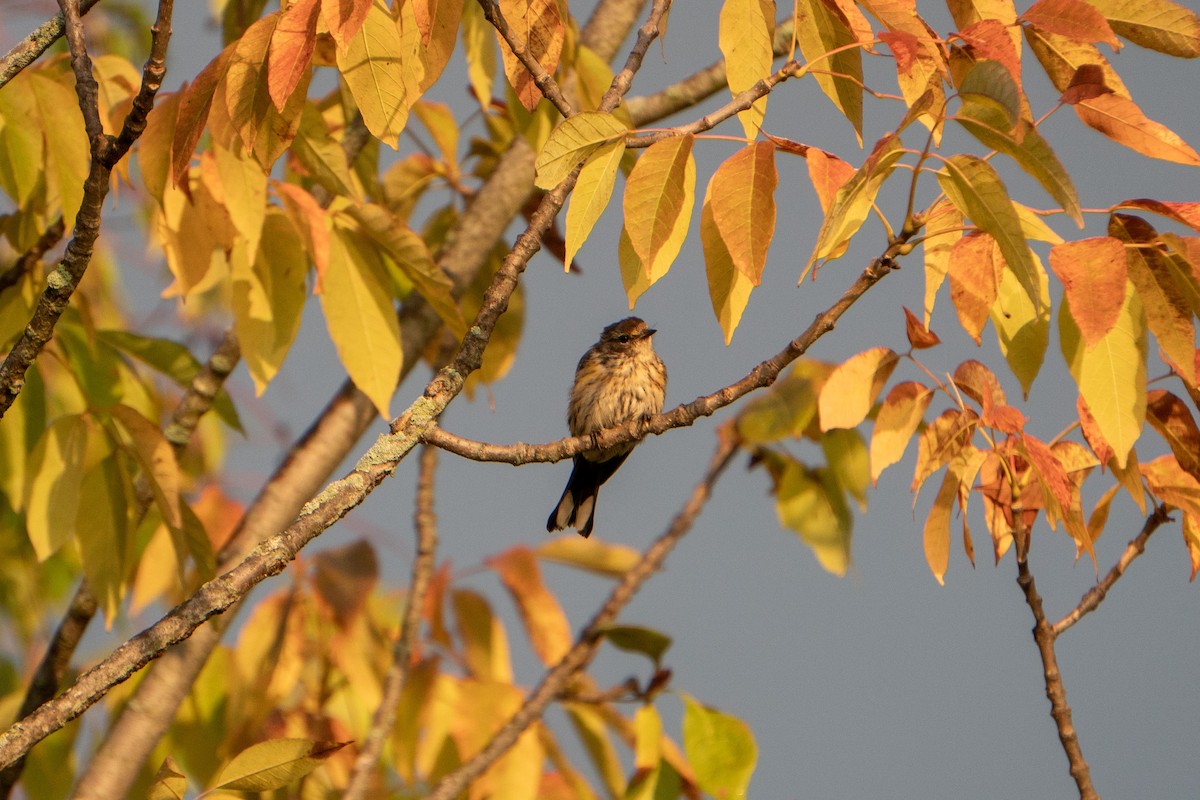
[[948, 232, 1001, 344], [818, 347, 899, 431], [1049, 237, 1127, 346], [879, 30, 920, 74], [275, 182, 330, 287], [903, 306, 941, 349], [805, 148, 855, 214], [870, 380, 934, 483], [957, 19, 1021, 82], [1076, 394, 1114, 466], [912, 408, 979, 497], [171, 45, 235, 189], [1020, 0, 1120, 50], [924, 470, 958, 584], [708, 142, 777, 285], [1145, 390, 1200, 483], [495, 0, 565, 112], [1075, 93, 1200, 166], [269, 0, 319, 111], [1113, 198, 1200, 235], [487, 546, 571, 666]]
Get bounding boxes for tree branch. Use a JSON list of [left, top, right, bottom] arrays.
[[1052, 504, 1172, 636], [0, 0, 102, 90], [477, 0, 574, 117], [0, 219, 65, 295], [422, 428, 739, 800], [422, 255, 900, 463], [1016, 554, 1097, 800], [343, 445, 441, 800]]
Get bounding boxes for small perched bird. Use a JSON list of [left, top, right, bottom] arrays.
[[547, 317, 667, 537]]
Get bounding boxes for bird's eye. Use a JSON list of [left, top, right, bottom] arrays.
[[616, 334, 631, 343]]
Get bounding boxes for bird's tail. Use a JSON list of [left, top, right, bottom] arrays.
[[546, 454, 628, 537]]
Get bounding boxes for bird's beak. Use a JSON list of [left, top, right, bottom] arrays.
[[644, 328, 657, 338]]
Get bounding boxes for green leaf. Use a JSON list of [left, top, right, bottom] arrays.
[[822, 428, 870, 511], [774, 456, 852, 576], [534, 111, 629, 189], [211, 739, 349, 792], [75, 456, 133, 624], [937, 154, 1042, 312], [597, 624, 672, 667], [24, 414, 90, 561], [681, 693, 757, 800]]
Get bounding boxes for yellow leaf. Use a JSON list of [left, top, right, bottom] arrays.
[[0, 76, 45, 205], [110, 404, 182, 529], [25, 414, 89, 561], [1088, 0, 1200, 58], [75, 457, 132, 625], [487, 546, 571, 665], [224, 13, 278, 154], [774, 459, 852, 576], [564, 702, 626, 798], [320, 225, 403, 417], [681, 694, 758, 800], [634, 705, 663, 770], [870, 381, 934, 483], [719, 0, 775, 140], [336, 0, 409, 147], [452, 590, 513, 682], [990, 254, 1050, 397], [461, 0, 497, 112], [156, 180, 222, 300], [535, 536, 641, 577], [818, 347, 899, 431], [212, 739, 349, 792], [1075, 92, 1200, 166], [395, 0, 428, 107], [619, 227, 654, 307], [923, 469, 958, 584], [416, 0, 463, 93], [793, 0, 864, 142], [708, 141, 778, 285], [1059, 280, 1146, 468], [28, 73, 87, 231], [213, 141, 268, 256], [922, 200, 963, 323], [938, 153, 1043, 312], [702, 180, 755, 343], [148, 757, 188, 800], [1024, 24, 1130, 96], [534, 111, 629, 189], [808, 135, 904, 269], [495, 0, 565, 112], [234, 212, 307, 393], [622, 134, 696, 281], [564, 138, 624, 269]]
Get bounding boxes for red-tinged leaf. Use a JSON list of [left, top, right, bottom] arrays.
[[1113, 198, 1200, 235], [1049, 237, 1127, 346], [1020, 0, 1120, 49], [1077, 394, 1115, 465], [1076, 93, 1200, 166], [412, 0, 438, 44], [268, 0, 319, 111], [1146, 390, 1200, 483], [760, 130, 810, 157], [224, 13, 279, 155], [416, 0, 463, 92], [1142, 456, 1200, 523], [495, 0, 565, 112], [709, 142, 777, 285], [1060, 64, 1112, 104], [1088, 0, 1200, 58], [912, 409, 979, 497], [860, 0, 948, 115], [953, 359, 1005, 411], [171, 45, 235, 188], [818, 347, 899, 431], [948, 232, 1001, 344], [870, 381, 934, 484], [805, 148, 856, 214], [903, 306, 941, 349], [322, 0, 372, 47], [1022, 434, 1073, 512], [924, 470, 958, 584], [623, 135, 696, 281], [880, 30, 920, 74], [487, 546, 571, 666], [957, 19, 1021, 81]]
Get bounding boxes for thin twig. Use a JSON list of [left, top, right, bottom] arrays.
[[422, 429, 740, 800], [1052, 505, 1172, 636], [422, 255, 901, 463], [477, 0, 574, 117], [0, 0, 101, 90], [0, 219, 65, 294], [342, 445, 441, 800], [1016, 555, 1097, 800]]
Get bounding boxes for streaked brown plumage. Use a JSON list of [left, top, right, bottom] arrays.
[[547, 317, 667, 537]]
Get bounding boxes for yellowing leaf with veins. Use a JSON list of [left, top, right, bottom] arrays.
[[1075, 93, 1200, 166], [793, 0, 864, 142], [1088, 0, 1200, 58], [623, 135, 695, 281], [719, 0, 775, 139], [818, 347, 899, 431], [337, 0, 409, 148], [495, 0, 564, 112], [321, 225, 402, 417], [702, 181, 754, 344], [1048, 237, 1127, 346], [709, 141, 777, 285], [808, 135, 903, 270], [991, 255, 1050, 398], [534, 112, 628, 189], [1060, 280, 1146, 468], [565, 138, 624, 269], [871, 381, 934, 483]]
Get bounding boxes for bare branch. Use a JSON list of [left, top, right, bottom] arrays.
[[580, 0, 647, 62], [423, 429, 740, 800], [1052, 505, 1172, 636], [0, 0, 101, 90], [1016, 555, 1098, 800], [422, 255, 900, 463], [343, 445, 441, 800], [0, 219, 65, 294], [478, 0, 574, 117]]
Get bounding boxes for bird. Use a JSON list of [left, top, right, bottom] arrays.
[[547, 317, 667, 537]]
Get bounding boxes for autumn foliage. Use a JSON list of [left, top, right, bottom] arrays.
[[0, 0, 1198, 798]]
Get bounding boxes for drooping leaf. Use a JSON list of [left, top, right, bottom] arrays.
[[75, 456, 132, 624], [808, 135, 904, 269], [1087, 0, 1200, 58], [793, 0, 864, 141], [28, 73, 88, 231], [109, 404, 182, 530], [1059, 280, 1147, 468], [818, 347, 899, 431], [623, 135, 696, 281], [871, 381, 934, 483], [323, 0, 373, 46], [1074, 92, 1200, 165], [1145, 390, 1200, 483], [268, 0, 319, 111], [681, 694, 758, 799], [564, 138, 624, 269], [922, 200, 963, 322], [719, 0, 775, 139], [1024, 24, 1130, 96], [24, 414, 90, 561], [923, 469, 959, 584], [708, 142, 777, 285], [487, 546, 571, 666], [822, 427, 870, 510], [461, 0, 497, 111], [211, 739, 349, 792], [773, 457, 853, 575], [337, 0, 409, 147], [702, 180, 754, 343], [171, 44, 235, 187], [1019, 0, 1120, 49], [495, 0, 565, 112], [903, 306, 941, 349], [597, 624, 673, 667], [1048, 237, 1127, 346], [535, 536, 641, 578], [990, 253, 1050, 397], [534, 112, 629, 189], [948, 232, 1002, 344]]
